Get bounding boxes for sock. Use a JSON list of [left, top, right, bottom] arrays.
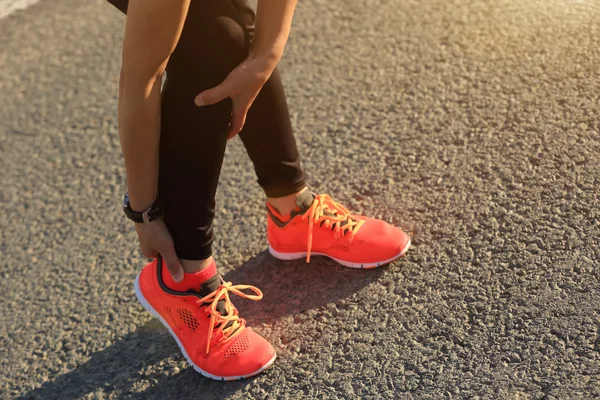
[[161, 258, 218, 293]]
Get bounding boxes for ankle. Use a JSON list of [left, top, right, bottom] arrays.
[[267, 187, 308, 216], [181, 256, 214, 274]]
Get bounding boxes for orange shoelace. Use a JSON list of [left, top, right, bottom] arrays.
[[196, 282, 263, 355], [302, 194, 365, 263]]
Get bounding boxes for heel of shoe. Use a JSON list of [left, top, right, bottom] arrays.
[[134, 273, 160, 319], [268, 244, 306, 261]]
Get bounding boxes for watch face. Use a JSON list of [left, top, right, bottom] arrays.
[[123, 193, 129, 207]]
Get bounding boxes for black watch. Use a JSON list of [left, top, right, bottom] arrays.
[[123, 193, 164, 223]]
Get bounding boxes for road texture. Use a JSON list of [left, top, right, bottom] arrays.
[[1, 0, 600, 398]]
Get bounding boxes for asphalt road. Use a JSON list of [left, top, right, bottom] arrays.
[[1, 0, 600, 398]]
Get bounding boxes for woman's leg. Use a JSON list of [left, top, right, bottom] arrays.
[[230, 0, 308, 203], [238, 67, 307, 199], [161, 0, 257, 262], [107, 0, 253, 261]]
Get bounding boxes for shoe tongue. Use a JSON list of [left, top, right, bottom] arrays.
[[199, 274, 222, 297], [198, 274, 228, 317], [295, 190, 315, 213], [302, 193, 351, 229]]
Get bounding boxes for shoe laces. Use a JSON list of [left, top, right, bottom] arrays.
[[302, 194, 365, 263], [196, 281, 263, 355]]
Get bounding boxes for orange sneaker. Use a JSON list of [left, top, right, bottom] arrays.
[[134, 256, 276, 381], [267, 192, 411, 269]]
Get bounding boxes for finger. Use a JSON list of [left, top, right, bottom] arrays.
[[195, 78, 233, 107], [227, 105, 248, 139], [160, 245, 184, 282]]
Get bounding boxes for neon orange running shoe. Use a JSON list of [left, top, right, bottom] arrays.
[[134, 256, 276, 381], [267, 191, 411, 269]]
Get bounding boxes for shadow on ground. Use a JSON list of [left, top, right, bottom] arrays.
[[20, 251, 384, 400]]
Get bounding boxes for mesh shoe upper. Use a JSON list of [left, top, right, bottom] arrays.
[[267, 193, 410, 265], [137, 258, 275, 378]]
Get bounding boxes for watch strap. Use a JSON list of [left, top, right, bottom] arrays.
[[123, 193, 164, 223]]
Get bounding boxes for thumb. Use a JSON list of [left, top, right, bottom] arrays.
[[195, 79, 232, 107], [160, 245, 184, 283]]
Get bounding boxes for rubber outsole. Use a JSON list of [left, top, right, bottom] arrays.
[[133, 274, 277, 381], [268, 238, 411, 269]]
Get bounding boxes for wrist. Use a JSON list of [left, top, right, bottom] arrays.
[[123, 193, 164, 223], [128, 195, 156, 212], [249, 47, 281, 69]]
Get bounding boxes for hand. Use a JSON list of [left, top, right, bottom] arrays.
[[194, 52, 277, 139], [135, 217, 184, 282]]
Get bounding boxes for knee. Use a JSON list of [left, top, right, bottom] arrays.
[[170, 17, 250, 80]]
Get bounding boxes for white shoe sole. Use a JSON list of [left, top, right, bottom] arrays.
[[133, 274, 277, 381], [268, 238, 411, 269]]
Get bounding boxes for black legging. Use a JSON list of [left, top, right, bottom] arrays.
[[107, 0, 306, 259]]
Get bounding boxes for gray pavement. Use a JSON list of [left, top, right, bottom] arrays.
[[1, 0, 600, 398]]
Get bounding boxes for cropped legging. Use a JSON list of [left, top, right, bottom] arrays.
[[107, 0, 306, 259]]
